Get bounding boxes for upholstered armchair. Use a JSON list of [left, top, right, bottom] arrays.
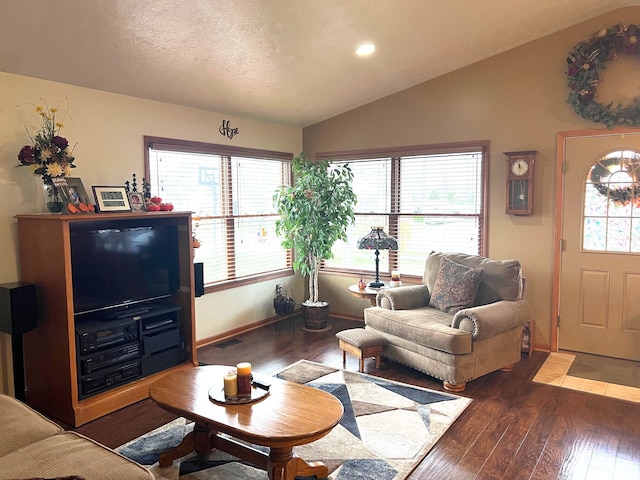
[[364, 252, 531, 392]]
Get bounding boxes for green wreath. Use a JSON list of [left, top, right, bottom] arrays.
[[567, 24, 640, 129], [590, 157, 640, 206]]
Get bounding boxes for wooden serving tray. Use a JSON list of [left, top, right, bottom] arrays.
[[208, 385, 269, 405]]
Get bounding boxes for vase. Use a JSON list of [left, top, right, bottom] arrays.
[[40, 180, 64, 213]]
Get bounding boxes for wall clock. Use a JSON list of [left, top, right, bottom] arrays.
[[505, 150, 536, 215]]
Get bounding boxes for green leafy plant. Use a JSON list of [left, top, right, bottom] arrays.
[[274, 154, 356, 305]]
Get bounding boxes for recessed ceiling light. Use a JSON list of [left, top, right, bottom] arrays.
[[356, 43, 375, 57]]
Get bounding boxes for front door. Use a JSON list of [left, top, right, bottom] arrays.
[[559, 131, 640, 360]]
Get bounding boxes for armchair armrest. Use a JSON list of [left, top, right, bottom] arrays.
[[376, 285, 430, 310], [451, 300, 531, 341]]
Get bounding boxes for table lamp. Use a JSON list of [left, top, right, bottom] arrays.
[[357, 227, 398, 288]]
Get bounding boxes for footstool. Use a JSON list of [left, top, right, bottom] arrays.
[[336, 328, 386, 372]]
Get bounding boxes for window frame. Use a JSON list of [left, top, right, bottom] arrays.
[[317, 140, 489, 280], [144, 136, 294, 293]]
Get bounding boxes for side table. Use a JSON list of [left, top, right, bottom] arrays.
[[348, 284, 388, 306]]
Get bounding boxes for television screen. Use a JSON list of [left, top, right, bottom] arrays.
[[70, 220, 179, 315]]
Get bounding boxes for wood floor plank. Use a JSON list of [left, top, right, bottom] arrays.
[[65, 317, 640, 479]]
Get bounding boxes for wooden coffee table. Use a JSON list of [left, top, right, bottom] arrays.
[[149, 365, 343, 480]]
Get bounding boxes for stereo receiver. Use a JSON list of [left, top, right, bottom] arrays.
[[76, 317, 139, 354]]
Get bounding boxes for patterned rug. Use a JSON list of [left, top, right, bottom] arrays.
[[116, 360, 471, 479]]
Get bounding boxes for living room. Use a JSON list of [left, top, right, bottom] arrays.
[[1, 2, 640, 479]]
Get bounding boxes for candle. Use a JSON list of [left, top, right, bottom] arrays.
[[236, 362, 252, 395], [223, 374, 237, 397], [236, 362, 252, 376], [390, 270, 402, 287]]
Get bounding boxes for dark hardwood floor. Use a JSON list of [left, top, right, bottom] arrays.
[[73, 317, 640, 479]]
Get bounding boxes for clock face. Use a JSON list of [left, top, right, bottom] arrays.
[[511, 159, 529, 176]]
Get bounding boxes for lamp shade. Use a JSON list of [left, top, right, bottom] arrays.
[[357, 227, 398, 250]]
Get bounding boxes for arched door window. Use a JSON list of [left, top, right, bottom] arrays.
[[583, 150, 640, 252]]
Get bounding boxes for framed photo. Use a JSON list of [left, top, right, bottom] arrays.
[[92, 186, 131, 212], [127, 191, 146, 212], [59, 177, 94, 213]]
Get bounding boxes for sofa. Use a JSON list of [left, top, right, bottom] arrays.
[[364, 252, 531, 392], [0, 394, 153, 480]]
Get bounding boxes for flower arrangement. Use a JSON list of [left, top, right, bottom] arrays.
[[566, 24, 640, 129], [17, 99, 76, 181]]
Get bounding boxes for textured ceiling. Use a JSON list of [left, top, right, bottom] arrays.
[[0, 0, 637, 127]]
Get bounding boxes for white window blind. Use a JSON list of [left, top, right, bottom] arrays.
[[146, 138, 292, 287], [324, 147, 486, 277]]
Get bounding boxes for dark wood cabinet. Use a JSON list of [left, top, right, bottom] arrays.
[[15, 211, 197, 426]]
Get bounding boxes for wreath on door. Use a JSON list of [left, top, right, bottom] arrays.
[[590, 156, 640, 207], [566, 24, 640, 129]]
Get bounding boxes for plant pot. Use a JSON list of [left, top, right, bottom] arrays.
[[274, 297, 295, 315], [302, 303, 330, 330], [273, 283, 295, 316]]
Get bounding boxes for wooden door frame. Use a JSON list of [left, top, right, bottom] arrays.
[[552, 126, 640, 353]]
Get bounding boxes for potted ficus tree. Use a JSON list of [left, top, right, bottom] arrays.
[[274, 154, 356, 330]]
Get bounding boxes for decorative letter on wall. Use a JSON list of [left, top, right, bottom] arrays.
[[219, 120, 239, 139]]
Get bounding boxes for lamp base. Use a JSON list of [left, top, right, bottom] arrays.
[[369, 280, 385, 288]]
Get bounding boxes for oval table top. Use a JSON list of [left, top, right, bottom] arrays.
[[149, 365, 344, 449]]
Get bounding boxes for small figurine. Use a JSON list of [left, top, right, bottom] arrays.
[[358, 278, 367, 291]]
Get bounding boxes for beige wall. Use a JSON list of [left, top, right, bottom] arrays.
[[304, 7, 640, 351], [0, 72, 303, 352]]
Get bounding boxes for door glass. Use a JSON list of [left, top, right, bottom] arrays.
[[583, 150, 640, 252]]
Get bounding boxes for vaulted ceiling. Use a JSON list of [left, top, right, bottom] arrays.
[[0, 0, 637, 126]]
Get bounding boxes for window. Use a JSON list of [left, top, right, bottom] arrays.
[[144, 137, 293, 289], [323, 142, 487, 277], [584, 150, 640, 252]]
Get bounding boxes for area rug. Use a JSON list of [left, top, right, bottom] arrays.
[[532, 352, 640, 404], [116, 360, 471, 479]]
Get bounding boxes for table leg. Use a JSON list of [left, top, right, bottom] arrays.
[[158, 423, 215, 468], [290, 457, 330, 479], [267, 447, 329, 480]]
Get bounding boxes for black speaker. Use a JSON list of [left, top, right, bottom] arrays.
[[194, 263, 204, 297], [0, 282, 38, 335]]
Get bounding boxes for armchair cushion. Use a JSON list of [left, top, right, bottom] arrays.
[[429, 257, 483, 314], [365, 306, 472, 354], [424, 252, 522, 305]]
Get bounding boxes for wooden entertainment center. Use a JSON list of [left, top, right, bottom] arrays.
[[15, 211, 197, 427]]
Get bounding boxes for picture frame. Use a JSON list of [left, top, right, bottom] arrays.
[[127, 191, 146, 212], [92, 186, 132, 212], [59, 177, 95, 213]]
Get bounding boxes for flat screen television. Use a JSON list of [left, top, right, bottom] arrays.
[[70, 219, 180, 315]]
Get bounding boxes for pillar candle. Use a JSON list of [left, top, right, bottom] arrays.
[[236, 362, 252, 395], [236, 362, 252, 376], [223, 374, 238, 397]]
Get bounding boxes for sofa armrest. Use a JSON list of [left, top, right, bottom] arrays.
[[376, 285, 430, 310], [451, 300, 531, 341]]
